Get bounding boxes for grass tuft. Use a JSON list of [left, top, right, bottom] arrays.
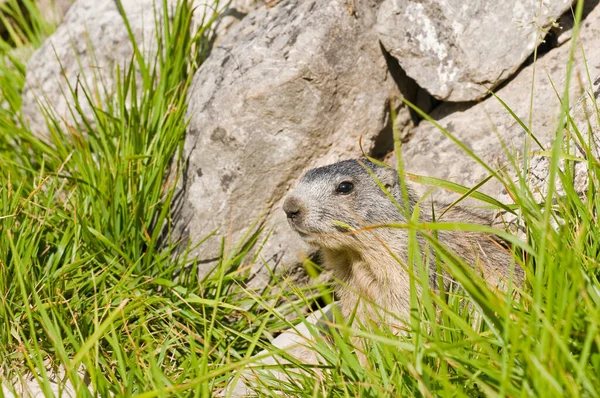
[[0, 0, 598, 396]]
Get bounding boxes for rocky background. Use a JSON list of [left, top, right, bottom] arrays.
[[21, 0, 600, 286]]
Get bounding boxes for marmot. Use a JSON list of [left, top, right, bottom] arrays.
[[283, 158, 522, 322]]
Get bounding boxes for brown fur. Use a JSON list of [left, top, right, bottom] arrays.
[[283, 159, 522, 323]]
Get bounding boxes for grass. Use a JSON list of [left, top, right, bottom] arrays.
[[0, 0, 599, 397]]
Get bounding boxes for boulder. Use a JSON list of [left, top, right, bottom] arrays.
[[212, 0, 266, 46], [376, 0, 573, 101], [224, 304, 334, 397], [176, 0, 416, 282], [554, 0, 599, 46], [21, 0, 260, 139], [1, 364, 89, 398], [396, 3, 600, 204], [1, 0, 73, 39], [37, 0, 74, 25], [505, 74, 600, 204]]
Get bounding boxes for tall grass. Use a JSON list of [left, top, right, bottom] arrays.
[[0, 0, 598, 397], [0, 0, 317, 396], [223, 0, 600, 396]]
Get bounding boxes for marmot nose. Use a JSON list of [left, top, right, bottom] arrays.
[[283, 196, 303, 220]]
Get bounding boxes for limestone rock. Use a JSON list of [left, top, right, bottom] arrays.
[[554, 0, 599, 46], [22, 0, 163, 138], [1, 0, 73, 38], [212, 0, 266, 46], [396, 3, 600, 205], [224, 304, 334, 397], [37, 0, 74, 25], [504, 74, 600, 203], [1, 364, 90, 398], [376, 0, 573, 101], [176, 0, 414, 282], [21, 0, 259, 139]]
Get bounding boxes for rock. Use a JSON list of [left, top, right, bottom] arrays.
[[376, 0, 573, 101], [1, 0, 73, 39], [489, 73, 600, 238], [21, 0, 260, 139], [212, 0, 266, 46], [176, 0, 415, 283], [22, 0, 170, 138], [37, 0, 74, 25], [554, 0, 599, 46], [1, 385, 14, 398], [223, 304, 334, 397], [396, 2, 600, 205], [507, 74, 600, 202], [2, 364, 90, 397]]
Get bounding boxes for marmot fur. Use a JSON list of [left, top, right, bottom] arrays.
[[283, 159, 521, 322]]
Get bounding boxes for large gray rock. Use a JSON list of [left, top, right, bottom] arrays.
[[177, 0, 415, 281], [21, 0, 260, 139], [225, 304, 334, 397], [376, 0, 573, 101], [554, 0, 599, 46], [398, 3, 600, 203], [1, 0, 73, 38], [37, 0, 74, 25], [22, 0, 166, 138], [212, 0, 266, 46], [2, 364, 89, 398], [506, 74, 600, 204]]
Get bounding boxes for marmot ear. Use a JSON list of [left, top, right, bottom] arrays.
[[378, 167, 399, 192]]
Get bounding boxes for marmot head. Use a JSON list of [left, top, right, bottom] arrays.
[[283, 159, 411, 249]]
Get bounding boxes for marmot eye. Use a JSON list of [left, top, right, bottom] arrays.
[[336, 181, 354, 194]]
